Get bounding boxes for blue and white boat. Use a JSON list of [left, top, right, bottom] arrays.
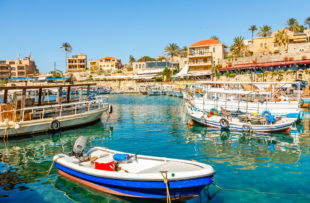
[[189, 107, 295, 133], [54, 146, 214, 201]]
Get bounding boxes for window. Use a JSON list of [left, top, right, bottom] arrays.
[[260, 43, 263, 48], [136, 65, 138, 68], [274, 43, 277, 47], [213, 47, 215, 52], [9, 61, 15, 64], [111, 65, 114, 67], [18, 66, 24, 70]]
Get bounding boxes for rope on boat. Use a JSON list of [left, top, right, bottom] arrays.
[[160, 171, 172, 203], [46, 157, 62, 175], [212, 183, 310, 196]]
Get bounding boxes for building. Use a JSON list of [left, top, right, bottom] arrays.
[[251, 29, 310, 55], [88, 57, 122, 72], [187, 39, 226, 73], [132, 61, 173, 73], [0, 57, 38, 79], [67, 53, 87, 72]]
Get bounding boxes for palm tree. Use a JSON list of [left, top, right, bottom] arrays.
[[164, 43, 180, 61], [248, 25, 257, 41], [129, 55, 136, 65], [60, 42, 72, 72], [179, 46, 188, 57], [305, 17, 310, 29], [274, 30, 289, 51], [286, 18, 300, 33], [210, 35, 219, 41], [257, 25, 272, 37], [230, 36, 246, 57]]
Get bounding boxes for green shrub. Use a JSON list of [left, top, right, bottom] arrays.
[[155, 77, 163, 82], [229, 73, 237, 77]]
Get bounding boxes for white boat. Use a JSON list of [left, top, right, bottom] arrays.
[[189, 107, 295, 133], [54, 140, 215, 200], [0, 84, 110, 138], [189, 82, 303, 120]]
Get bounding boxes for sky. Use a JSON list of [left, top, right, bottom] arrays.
[[1, 0, 310, 73]]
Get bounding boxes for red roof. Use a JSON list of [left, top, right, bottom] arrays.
[[218, 59, 310, 71], [189, 39, 222, 47]]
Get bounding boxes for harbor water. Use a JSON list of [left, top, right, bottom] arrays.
[[1, 95, 310, 202]]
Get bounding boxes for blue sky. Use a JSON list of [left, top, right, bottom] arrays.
[[1, 0, 310, 73]]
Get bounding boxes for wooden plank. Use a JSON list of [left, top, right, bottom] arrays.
[[66, 86, 71, 103], [21, 88, 26, 121], [38, 88, 42, 106], [0, 83, 96, 90], [3, 89, 8, 104]]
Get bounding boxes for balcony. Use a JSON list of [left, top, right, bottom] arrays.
[[188, 61, 212, 66], [188, 52, 212, 58]]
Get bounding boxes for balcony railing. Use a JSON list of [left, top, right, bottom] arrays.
[[188, 52, 212, 57], [188, 61, 212, 66]]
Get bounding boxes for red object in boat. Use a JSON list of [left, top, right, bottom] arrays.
[[95, 161, 115, 171], [207, 114, 211, 118], [209, 111, 213, 115]]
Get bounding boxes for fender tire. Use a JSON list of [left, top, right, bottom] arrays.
[[50, 120, 60, 131], [219, 118, 229, 129], [242, 124, 251, 133], [200, 116, 206, 123]]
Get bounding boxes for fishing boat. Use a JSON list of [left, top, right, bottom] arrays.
[[189, 81, 304, 121], [54, 137, 215, 201], [188, 106, 295, 133], [147, 86, 161, 96], [97, 87, 112, 95], [138, 86, 148, 95], [0, 83, 110, 138]]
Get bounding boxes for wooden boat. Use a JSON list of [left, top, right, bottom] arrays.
[[189, 107, 295, 133], [0, 84, 110, 138], [54, 146, 214, 201], [138, 86, 148, 95]]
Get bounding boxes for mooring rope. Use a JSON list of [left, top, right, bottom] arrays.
[[46, 157, 62, 175], [161, 171, 172, 203], [212, 183, 310, 196]]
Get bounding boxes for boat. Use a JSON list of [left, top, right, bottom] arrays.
[[189, 81, 304, 121], [54, 137, 215, 201], [147, 87, 161, 96], [138, 86, 148, 95], [188, 106, 295, 133], [97, 87, 112, 95], [0, 83, 110, 138]]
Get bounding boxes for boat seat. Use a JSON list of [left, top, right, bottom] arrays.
[[137, 161, 202, 174]]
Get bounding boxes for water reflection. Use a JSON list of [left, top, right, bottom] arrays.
[[185, 127, 304, 169]]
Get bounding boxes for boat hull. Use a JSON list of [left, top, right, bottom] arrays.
[[55, 163, 213, 200], [190, 115, 293, 133], [0, 108, 107, 138]]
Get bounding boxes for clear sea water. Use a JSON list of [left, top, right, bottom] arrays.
[[1, 95, 310, 202]]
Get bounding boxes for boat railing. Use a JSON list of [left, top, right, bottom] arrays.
[[0, 96, 109, 123]]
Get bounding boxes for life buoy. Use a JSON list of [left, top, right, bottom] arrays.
[[109, 105, 113, 114], [200, 116, 206, 123], [50, 120, 60, 131], [262, 110, 271, 116], [219, 118, 229, 129], [242, 124, 251, 133]]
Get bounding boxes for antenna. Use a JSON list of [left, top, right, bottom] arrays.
[[17, 53, 20, 60], [27, 51, 31, 58], [54, 62, 56, 72]]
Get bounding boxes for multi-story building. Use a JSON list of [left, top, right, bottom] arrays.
[[0, 57, 38, 79], [67, 53, 87, 72], [187, 39, 226, 73], [0, 61, 11, 80], [251, 29, 310, 55], [132, 61, 174, 73], [88, 57, 122, 72]]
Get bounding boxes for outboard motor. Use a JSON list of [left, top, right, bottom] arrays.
[[70, 136, 88, 158]]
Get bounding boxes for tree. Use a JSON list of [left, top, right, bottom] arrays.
[[162, 67, 172, 81], [274, 30, 289, 51], [230, 36, 246, 57], [286, 18, 301, 33], [257, 25, 272, 37], [157, 56, 167, 61], [137, 56, 156, 62], [210, 35, 219, 41], [179, 46, 188, 57], [248, 25, 257, 41], [305, 17, 310, 29], [164, 43, 180, 61], [129, 55, 136, 64], [60, 42, 72, 72]]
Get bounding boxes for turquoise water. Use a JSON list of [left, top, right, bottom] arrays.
[[1, 95, 310, 202]]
